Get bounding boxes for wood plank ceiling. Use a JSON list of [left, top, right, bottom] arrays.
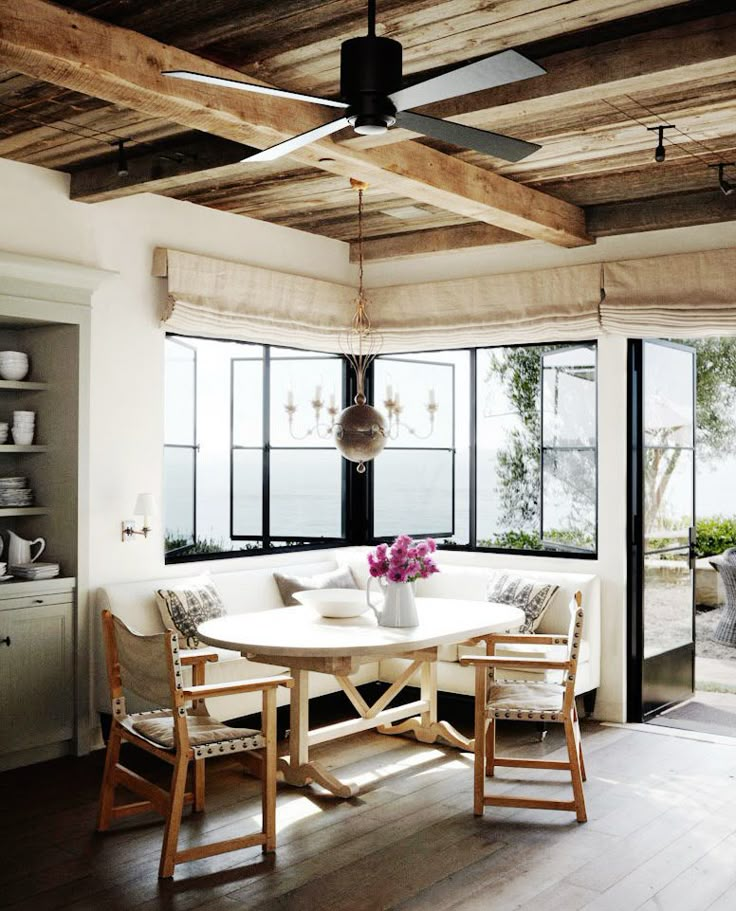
[[1, 0, 734, 259]]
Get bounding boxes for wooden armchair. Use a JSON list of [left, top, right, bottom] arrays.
[[460, 591, 586, 823], [97, 610, 293, 878]]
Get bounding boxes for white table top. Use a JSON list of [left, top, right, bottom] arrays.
[[197, 598, 525, 659]]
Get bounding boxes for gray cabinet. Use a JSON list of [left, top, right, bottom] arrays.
[[0, 579, 75, 764]]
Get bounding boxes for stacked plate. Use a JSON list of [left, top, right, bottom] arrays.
[[0, 476, 33, 507], [11, 562, 60, 581], [0, 351, 29, 381]]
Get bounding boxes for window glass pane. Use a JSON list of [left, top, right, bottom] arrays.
[[542, 449, 596, 551], [375, 357, 453, 449], [644, 343, 694, 448], [542, 346, 596, 448], [165, 339, 195, 445], [270, 449, 343, 538], [270, 356, 343, 448], [164, 446, 195, 551], [644, 448, 693, 551], [232, 359, 263, 447], [232, 449, 263, 537], [643, 549, 693, 658], [374, 449, 453, 539]]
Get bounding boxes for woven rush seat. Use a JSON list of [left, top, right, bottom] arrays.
[[128, 710, 264, 751], [488, 682, 564, 719]]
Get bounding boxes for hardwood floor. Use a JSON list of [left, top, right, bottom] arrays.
[[1, 718, 735, 911]]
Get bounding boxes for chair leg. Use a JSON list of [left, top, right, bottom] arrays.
[[159, 753, 189, 879], [261, 687, 277, 853], [485, 717, 496, 777], [564, 717, 587, 823], [193, 758, 205, 812], [473, 664, 487, 816], [572, 707, 586, 782], [97, 722, 123, 831]]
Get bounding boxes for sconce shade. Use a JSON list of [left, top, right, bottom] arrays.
[[133, 493, 158, 518]]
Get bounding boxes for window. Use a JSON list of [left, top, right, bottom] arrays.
[[372, 351, 470, 544], [164, 336, 597, 561], [476, 343, 597, 554], [164, 336, 346, 561]]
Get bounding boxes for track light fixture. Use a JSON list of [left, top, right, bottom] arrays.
[[709, 162, 736, 197], [115, 138, 130, 177], [646, 124, 675, 162]]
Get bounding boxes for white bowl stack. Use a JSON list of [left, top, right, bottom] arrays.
[[0, 422, 7, 444], [0, 351, 29, 381], [12, 411, 35, 446]]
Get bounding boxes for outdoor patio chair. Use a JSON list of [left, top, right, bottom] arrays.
[[97, 610, 292, 878], [713, 548, 736, 647], [460, 591, 587, 822]]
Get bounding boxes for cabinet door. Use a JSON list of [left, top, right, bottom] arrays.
[[0, 602, 74, 754]]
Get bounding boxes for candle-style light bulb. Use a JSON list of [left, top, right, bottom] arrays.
[[428, 387, 436, 405]]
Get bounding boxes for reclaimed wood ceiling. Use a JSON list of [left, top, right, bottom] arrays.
[[1, 0, 735, 258]]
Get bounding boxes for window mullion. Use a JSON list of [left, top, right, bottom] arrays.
[[263, 346, 271, 549]]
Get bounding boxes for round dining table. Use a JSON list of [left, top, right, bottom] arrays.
[[198, 597, 524, 797]]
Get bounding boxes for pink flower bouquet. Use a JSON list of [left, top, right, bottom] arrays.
[[367, 535, 440, 584]]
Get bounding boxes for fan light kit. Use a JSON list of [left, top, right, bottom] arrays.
[[163, 0, 545, 164]]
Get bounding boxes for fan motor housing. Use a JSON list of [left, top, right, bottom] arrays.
[[341, 36, 402, 134]]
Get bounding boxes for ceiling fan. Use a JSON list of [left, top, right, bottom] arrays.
[[163, 0, 545, 164]]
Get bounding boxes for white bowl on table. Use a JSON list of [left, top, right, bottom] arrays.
[[293, 589, 369, 619]]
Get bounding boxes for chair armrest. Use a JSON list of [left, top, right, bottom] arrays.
[[481, 634, 569, 652], [182, 674, 293, 700], [180, 649, 219, 666], [459, 655, 571, 671]]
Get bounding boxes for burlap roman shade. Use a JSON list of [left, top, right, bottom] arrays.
[[155, 245, 736, 350], [154, 248, 602, 352], [600, 248, 736, 336]]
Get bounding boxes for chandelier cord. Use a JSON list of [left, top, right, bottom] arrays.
[[357, 186, 364, 298]]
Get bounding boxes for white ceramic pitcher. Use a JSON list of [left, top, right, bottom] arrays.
[[366, 577, 419, 628], [7, 530, 45, 565]]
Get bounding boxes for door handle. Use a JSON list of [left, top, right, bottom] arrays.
[[1, 636, 9, 647]]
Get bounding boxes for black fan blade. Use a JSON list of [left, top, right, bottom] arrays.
[[163, 70, 348, 109], [389, 49, 545, 113], [242, 117, 350, 162], [396, 111, 540, 162]]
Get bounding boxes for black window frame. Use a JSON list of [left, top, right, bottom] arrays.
[[164, 334, 599, 564]]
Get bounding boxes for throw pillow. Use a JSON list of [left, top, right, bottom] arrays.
[[274, 565, 358, 606], [155, 575, 226, 647], [486, 571, 559, 634]]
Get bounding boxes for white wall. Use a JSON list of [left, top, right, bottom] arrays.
[[3, 154, 726, 729]]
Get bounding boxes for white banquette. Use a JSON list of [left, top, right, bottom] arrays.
[[95, 552, 600, 723]]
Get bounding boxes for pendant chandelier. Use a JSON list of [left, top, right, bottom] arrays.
[[333, 180, 387, 473]]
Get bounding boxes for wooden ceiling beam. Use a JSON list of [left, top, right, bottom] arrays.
[[340, 11, 736, 151], [0, 0, 591, 248], [354, 189, 736, 261]]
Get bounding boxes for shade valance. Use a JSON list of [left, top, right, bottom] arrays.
[[601, 247, 736, 336], [155, 248, 602, 353]]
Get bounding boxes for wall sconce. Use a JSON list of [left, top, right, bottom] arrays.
[[122, 492, 158, 542]]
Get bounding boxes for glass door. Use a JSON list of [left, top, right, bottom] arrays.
[[628, 340, 696, 720]]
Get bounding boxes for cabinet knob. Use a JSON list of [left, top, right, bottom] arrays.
[[33, 599, 44, 604], [1, 636, 9, 647]]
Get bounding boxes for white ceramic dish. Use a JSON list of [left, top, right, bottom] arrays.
[[0, 364, 29, 380], [293, 588, 369, 619]]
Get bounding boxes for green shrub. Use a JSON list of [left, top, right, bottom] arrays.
[[696, 516, 736, 557], [477, 530, 543, 550]]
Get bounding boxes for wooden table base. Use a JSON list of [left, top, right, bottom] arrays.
[[277, 655, 473, 798]]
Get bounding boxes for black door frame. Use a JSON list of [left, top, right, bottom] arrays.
[[627, 339, 697, 722]]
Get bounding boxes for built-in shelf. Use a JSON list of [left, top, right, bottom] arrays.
[[0, 380, 48, 391], [0, 507, 49, 517], [0, 445, 47, 453]]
